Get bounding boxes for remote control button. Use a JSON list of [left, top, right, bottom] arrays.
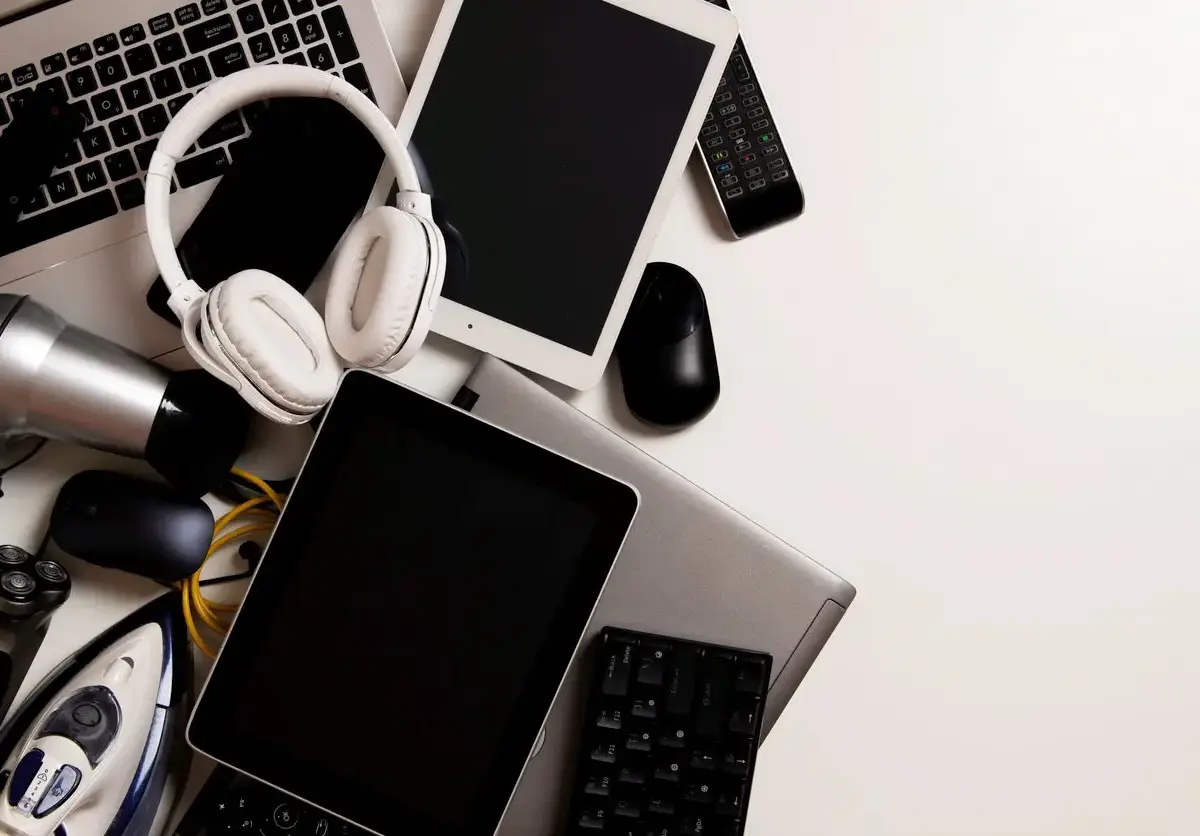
[[701, 124, 719, 136], [272, 803, 300, 830], [717, 104, 736, 117], [729, 128, 746, 139], [748, 178, 767, 191], [704, 111, 713, 122], [757, 132, 775, 144], [742, 95, 760, 106], [772, 170, 791, 182], [733, 55, 751, 82], [734, 140, 751, 153], [724, 116, 741, 128], [762, 145, 780, 156], [715, 162, 732, 174], [768, 158, 786, 170], [710, 150, 728, 162], [737, 82, 756, 95], [719, 175, 738, 188], [738, 153, 756, 165], [714, 91, 731, 103], [748, 107, 766, 119], [743, 166, 762, 178], [705, 137, 723, 149], [751, 118, 770, 131]]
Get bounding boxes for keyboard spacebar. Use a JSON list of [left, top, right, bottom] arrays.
[[0, 192, 119, 258]]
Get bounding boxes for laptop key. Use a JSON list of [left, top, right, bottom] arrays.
[[110, 116, 140, 147], [90, 90, 123, 120], [0, 192, 118, 258], [134, 140, 158, 170], [198, 111, 244, 148], [66, 45, 92, 66], [104, 150, 136, 181], [321, 7, 358, 63], [184, 14, 237, 53], [76, 161, 107, 192], [307, 44, 333, 71], [238, 4, 265, 33], [46, 172, 77, 203], [263, 0, 289, 24], [154, 33, 187, 64], [40, 54, 66, 76], [180, 57, 212, 88], [209, 44, 248, 77], [138, 105, 169, 137], [121, 79, 152, 110], [167, 94, 193, 117], [120, 24, 146, 46], [176, 147, 232, 187], [341, 63, 373, 101], [272, 24, 299, 53], [249, 34, 274, 62], [175, 3, 201, 25], [96, 56, 127, 87], [150, 68, 183, 99], [150, 14, 175, 35], [115, 178, 145, 210], [297, 14, 322, 43], [288, 0, 312, 12], [203, 0, 228, 14], [125, 45, 157, 76], [93, 34, 119, 56]]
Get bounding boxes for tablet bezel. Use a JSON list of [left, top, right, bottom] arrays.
[[187, 370, 639, 836], [387, 0, 738, 390]]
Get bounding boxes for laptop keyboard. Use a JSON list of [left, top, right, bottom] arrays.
[[0, 0, 374, 259]]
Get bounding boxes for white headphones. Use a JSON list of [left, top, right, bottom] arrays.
[[145, 65, 445, 425]]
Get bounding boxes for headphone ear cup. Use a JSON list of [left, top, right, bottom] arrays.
[[325, 206, 431, 369], [207, 270, 342, 417]]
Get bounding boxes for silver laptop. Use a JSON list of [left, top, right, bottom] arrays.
[[0, 0, 408, 360], [459, 355, 857, 836]]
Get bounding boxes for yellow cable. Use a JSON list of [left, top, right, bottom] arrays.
[[181, 471, 287, 658]]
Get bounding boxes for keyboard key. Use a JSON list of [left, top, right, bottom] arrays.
[[249, 34, 274, 62], [613, 797, 641, 819], [24, 186, 48, 214], [583, 775, 610, 797], [81, 126, 112, 157], [733, 661, 765, 694], [110, 115, 140, 147], [198, 111, 244, 147], [282, 53, 306, 66], [155, 33, 187, 64], [36, 78, 67, 103], [238, 4, 265, 33], [93, 34, 119, 56], [104, 150, 136, 181], [150, 14, 175, 35], [184, 14, 237, 52], [180, 57, 211, 87], [341, 63, 373, 101], [595, 708, 622, 730], [625, 732, 651, 752], [684, 783, 715, 804], [125, 45, 157, 76], [689, 751, 717, 771], [76, 161, 107, 191], [115, 177, 145, 209], [46, 172, 77, 203], [272, 24, 299, 53], [6, 90, 32, 114], [150, 68, 183, 98], [653, 757, 682, 783], [666, 648, 698, 715], [721, 745, 749, 777], [138, 104, 169, 137], [134, 140, 158, 170], [296, 14, 322, 43], [577, 809, 606, 831], [602, 642, 634, 697], [121, 79, 153, 110], [590, 741, 617, 764], [96, 56, 127, 86], [617, 766, 645, 786], [120, 24, 147, 46], [0, 102, 9, 128], [203, 0, 228, 13], [66, 44, 92, 66], [209, 44, 248, 76], [0, 192, 118, 257], [12, 64, 36, 86], [263, 0, 288, 23], [65, 66, 96, 100], [695, 653, 732, 738], [167, 93, 193, 116], [176, 3, 201, 25], [91, 90, 122, 120], [0, 74, 11, 93], [659, 726, 687, 749], [176, 146, 231, 187], [287, 0, 312, 12], [40, 54, 66, 76], [307, 43, 333, 71], [321, 7, 358, 62], [630, 699, 657, 720], [59, 140, 82, 167]]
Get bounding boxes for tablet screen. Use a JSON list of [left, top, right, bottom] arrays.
[[412, 0, 715, 354], [189, 371, 638, 836]]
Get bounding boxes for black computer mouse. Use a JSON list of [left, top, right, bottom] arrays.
[[49, 471, 214, 583], [617, 262, 720, 427]]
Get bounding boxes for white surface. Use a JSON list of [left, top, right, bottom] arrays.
[[2, 0, 1200, 834], [404, 0, 739, 390]]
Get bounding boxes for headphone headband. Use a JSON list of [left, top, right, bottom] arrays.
[[145, 65, 427, 319]]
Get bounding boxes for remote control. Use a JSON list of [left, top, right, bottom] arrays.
[[696, 1, 804, 238]]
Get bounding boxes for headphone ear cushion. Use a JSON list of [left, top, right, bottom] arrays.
[[325, 206, 431, 369], [207, 270, 342, 415]]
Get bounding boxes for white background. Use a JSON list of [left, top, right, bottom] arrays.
[[4, 0, 1200, 834]]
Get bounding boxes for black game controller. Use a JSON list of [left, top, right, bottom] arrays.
[[0, 546, 71, 719]]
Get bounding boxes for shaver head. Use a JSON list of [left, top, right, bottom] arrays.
[[0, 547, 70, 620]]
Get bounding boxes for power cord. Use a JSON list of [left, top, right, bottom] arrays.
[[0, 438, 47, 499], [180, 466, 286, 658]]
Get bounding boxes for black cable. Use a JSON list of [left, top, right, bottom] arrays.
[[0, 438, 47, 499]]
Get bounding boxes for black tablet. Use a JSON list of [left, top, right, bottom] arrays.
[[188, 370, 639, 836]]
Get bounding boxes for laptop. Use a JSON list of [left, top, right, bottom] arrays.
[[457, 355, 857, 836], [0, 0, 408, 360]]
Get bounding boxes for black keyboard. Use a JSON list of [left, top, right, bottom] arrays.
[[173, 766, 366, 836], [0, 0, 375, 259], [563, 628, 771, 836]]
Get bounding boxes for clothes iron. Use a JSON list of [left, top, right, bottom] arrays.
[[0, 593, 191, 836]]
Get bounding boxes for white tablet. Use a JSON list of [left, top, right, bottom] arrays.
[[392, 0, 738, 389]]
